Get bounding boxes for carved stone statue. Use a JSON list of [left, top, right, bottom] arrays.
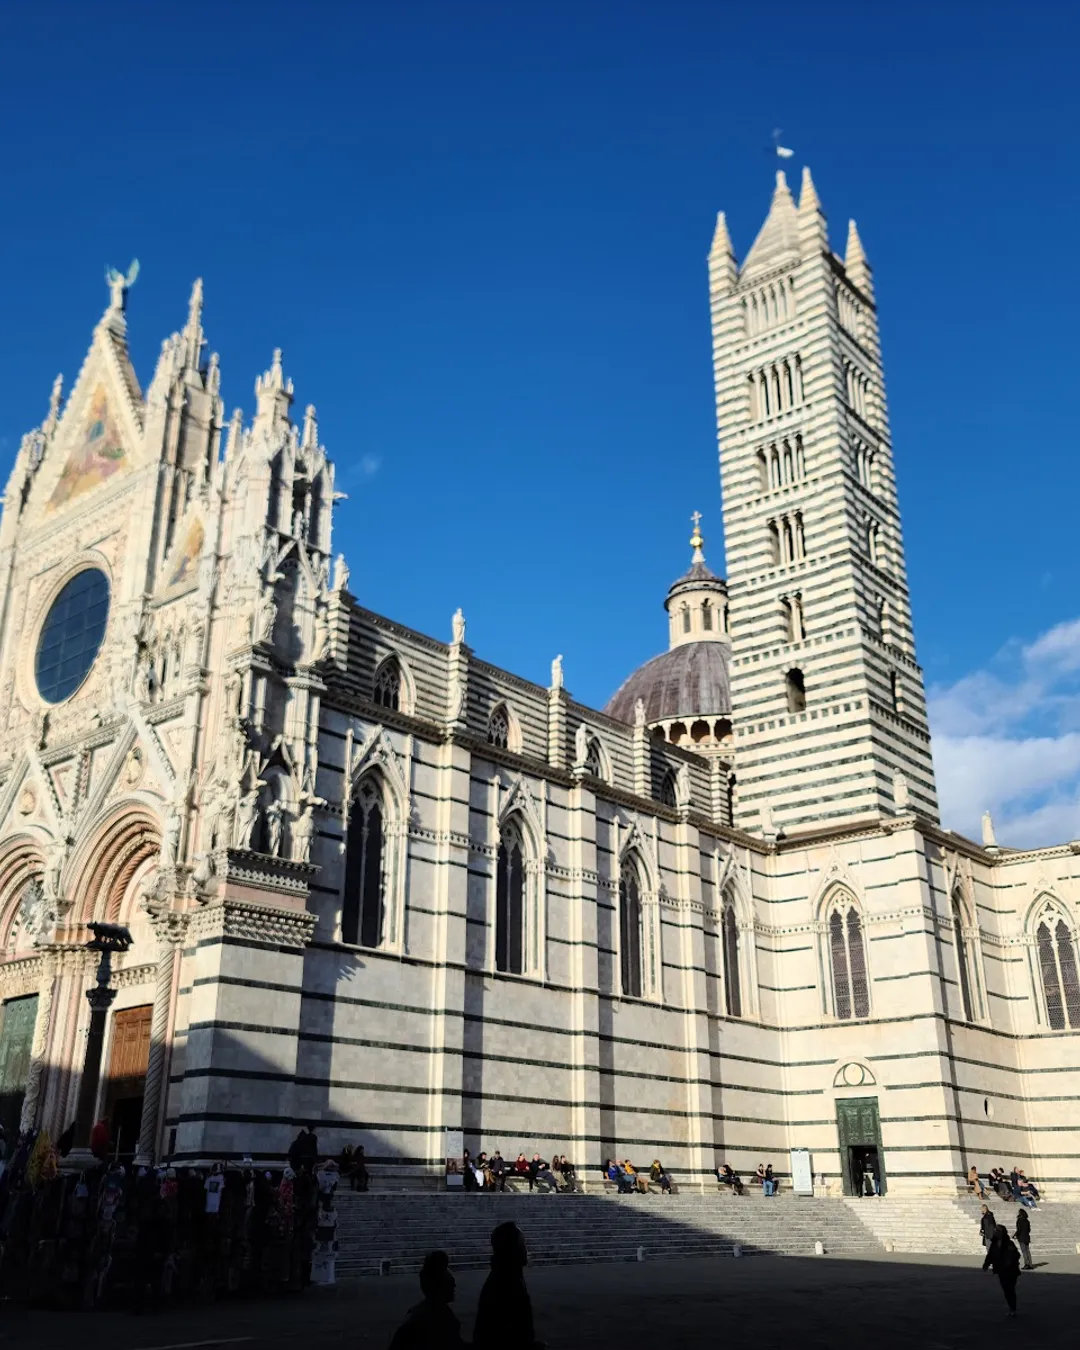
[[18, 879, 56, 947], [332, 554, 350, 592], [759, 800, 777, 841], [161, 808, 183, 865], [452, 608, 466, 645], [634, 698, 646, 729], [573, 722, 589, 768], [675, 763, 692, 810], [234, 789, 258, 849], [292, 805, 315, 863], [550, 654, 563, 690], [981, 810, 997, 848], [44, 837, 67, 902], [265, 798, 285, 857], [892, 772, 910, 812]]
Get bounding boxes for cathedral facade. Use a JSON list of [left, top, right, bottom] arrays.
[[0, 171, 1077, 1196]]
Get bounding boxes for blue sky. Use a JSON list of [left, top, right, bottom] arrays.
[[2, 2, 1078, 845]]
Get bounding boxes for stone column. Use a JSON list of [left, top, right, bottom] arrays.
[[73, 983, 117, 1148], [137, 910, 187, 1161], [18, 955, 56, 1133]]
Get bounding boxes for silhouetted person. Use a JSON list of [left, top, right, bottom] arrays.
[[979, 1204, 996, 1249], [289, 1124, 318, 1173], [389, 1249, 468, 1349], [982, 1223, 1021, 1316], [473, 1221, 545, 1350], [1015, 1207, 1033, 1270]]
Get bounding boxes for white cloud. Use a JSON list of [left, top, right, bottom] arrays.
[[928, 617, 1080, 849]]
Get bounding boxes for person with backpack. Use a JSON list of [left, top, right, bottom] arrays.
[[982, 1223, 1022, 1316], [1015, 1207, 1034, 1270]]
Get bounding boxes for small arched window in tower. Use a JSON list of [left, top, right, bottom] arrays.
[[659, 770, 678, 808], [785, 668, 806, 714], [668, 721, 687, 745], [726, 773, 736, 825], [768, 520, 781, 565], [487, 705, 511, 750], [373, 657, 401, 711], [757, 449, 769, 492], [722, 897, 742, 1018], [1036, 913, 1080, 1030], [619, 860, 644, 998], [267, 453, 282, 530], [889, 670, 901, 714], [953, 896, 975, 1022], [495, 826, 525, 975], [584, 737, 604, 779], [343, 777, 385, 948], [770, 447, 781, 489], [829, 901, 870, 1020], [867, 519, 880, 565], [308, 476, 323, 548], [681, 605, 691, 634], [702, 601, 713, 631]]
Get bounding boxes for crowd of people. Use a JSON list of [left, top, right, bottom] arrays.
[[968, 1164, 1040, 1208], [458, 1151, 577, 1193], [603, 1159, 672, 1194], [0, 1120, 342, 1309]]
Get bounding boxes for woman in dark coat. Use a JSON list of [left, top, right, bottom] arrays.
[[978, 1204, 996, 1248]]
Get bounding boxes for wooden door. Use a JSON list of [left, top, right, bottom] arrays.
[[836, 1095, 887, 1195], [103, 1004, 152, 1152]]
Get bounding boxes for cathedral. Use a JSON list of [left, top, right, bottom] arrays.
[[0, 169, 1076, 1196]]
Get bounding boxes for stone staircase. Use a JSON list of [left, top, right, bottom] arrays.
[[332, 1190, 1080, 1277], [333, 1191, 881, 1278], [845, 1195, 1080, 1257]]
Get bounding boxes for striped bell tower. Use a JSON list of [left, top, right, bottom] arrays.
[[708, 167, 938, 835]]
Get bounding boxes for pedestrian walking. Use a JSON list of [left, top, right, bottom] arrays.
[[982, 1223, 1022, 1317], [473, 1221, 545, 1349], [1015, 1207, 1034, 1270], [979, 1204, 997, 1249]]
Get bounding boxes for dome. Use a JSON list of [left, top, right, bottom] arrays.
[[604, 640, 732, 725]]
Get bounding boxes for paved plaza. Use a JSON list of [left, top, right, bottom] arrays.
[[6, 1250, 1080, 1350]]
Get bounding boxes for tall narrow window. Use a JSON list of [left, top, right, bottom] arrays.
[[1038, 916, 1080, 1029], [702, 602, 713, 631], [785, 668, 806, 713], [373, 658, 401, 710], [768, 520, 781, 565], [343, 778, 385, 947], [584, 737, 604, 779], [681, 605, 691, 634], [953, 898, 974, 1021], [722, 900, 741, 1017], [487, 706, 510, 749], [829, 900, 870, 1020], [830, 910, 851, 1020], [889, 671, 901, 713], [847, 909, 870, 1018], [619, 863, 643, 998], [659, 771, 678, 808], [495, 830, 525, 975]]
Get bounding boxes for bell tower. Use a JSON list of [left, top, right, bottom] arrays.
[[708, 168, 938, 834]]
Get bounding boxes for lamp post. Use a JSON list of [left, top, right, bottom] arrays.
[[72, 922, 132, 1155]]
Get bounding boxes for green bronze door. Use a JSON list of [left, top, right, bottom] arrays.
[[0, 995, 38, 1140], [836, 1095, 886, 1196]]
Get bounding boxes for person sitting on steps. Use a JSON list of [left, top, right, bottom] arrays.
[[490, 1151, 507, 1192], [716, 1164, 745, 1196], [967, 1164, 986, 1199], [650, 1159, 672, 1194]]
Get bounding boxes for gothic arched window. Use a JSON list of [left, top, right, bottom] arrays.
[[702, 601, 713, 631], [373, 657, 401, 711], [722, 897, 741, 1018], [659, 770, 678, 808], [584, 737, 604, 779], [1036, 910, 1080, 1030], [619, 860, 644, 998], [681, 605, 691, 634], [495, 826, 525, 975], [343, 777, 385, 948], [953, 894, 975, 1022], [487, 705, 511, 750], [828, 897, 870, 1020]]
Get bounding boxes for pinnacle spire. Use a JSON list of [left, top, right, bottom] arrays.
[[740, 171, 801, 277], [845, 219, 873, 297], [184, 278, 205, 371], [798, 166, 820, 213], [301, 404, 318, 450], [709, 211, 735, 260]]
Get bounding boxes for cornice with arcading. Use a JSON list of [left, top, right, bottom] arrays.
[[186, 899, 317, 950]]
